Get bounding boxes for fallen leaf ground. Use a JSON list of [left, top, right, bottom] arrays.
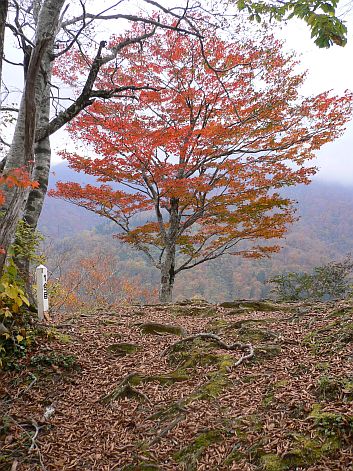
[[1, 299, 353, 471]]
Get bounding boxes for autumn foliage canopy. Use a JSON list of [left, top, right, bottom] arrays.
[[51, 20, 353, 301]]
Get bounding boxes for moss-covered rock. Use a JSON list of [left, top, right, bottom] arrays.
[[169, 305, 217, 317], [237, 326, 278, 342], [227, 318, 275, 330], [206, 319, 229, 332], [219, 300, 288, 312], [168, 339, 234, 372], [107, 342, 140, 356], [136, 322, 186, 336]]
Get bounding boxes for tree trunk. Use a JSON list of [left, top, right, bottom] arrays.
[[159, 247, 176, 303], [0, 0, 8, 101], [159, 197, 180, 303], [0, 0, 65, 274], [15, 135, 51, 303]]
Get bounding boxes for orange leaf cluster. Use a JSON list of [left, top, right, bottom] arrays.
[[51, 19, 353, 267], [0, 167, 39, 205]]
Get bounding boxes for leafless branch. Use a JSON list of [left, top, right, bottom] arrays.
[[0, 106, 19, 112]]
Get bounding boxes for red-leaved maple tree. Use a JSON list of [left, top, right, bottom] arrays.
[[51, 22, 353, 302]]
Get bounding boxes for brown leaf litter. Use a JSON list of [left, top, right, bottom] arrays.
[[1, 299, 352, 470]]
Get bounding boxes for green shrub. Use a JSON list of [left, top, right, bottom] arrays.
[[269, 256, 353, 301], [0, 258, 32, 368], [30, 352, 77, 370]]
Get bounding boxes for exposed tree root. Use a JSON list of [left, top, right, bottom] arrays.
[[148, 413, 186, 446], [8, 417, 47, 470], [100, 373, 151, 404], [163, 332, 254, 367]]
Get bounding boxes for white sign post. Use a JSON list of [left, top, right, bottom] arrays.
[[36, 265, 49, 321]]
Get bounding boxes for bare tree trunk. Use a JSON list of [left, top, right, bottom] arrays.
[[15, 135, 51, 303], [159, 197, 179, 303], [0, 39, 47, 273], [159, 245, 176, 303], [0, 0, 65, 274]]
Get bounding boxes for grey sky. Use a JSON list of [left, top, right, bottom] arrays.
[[279, 14, 353, 185], [2, 2, 353, 184]]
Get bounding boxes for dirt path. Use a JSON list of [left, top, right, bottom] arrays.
[[1, 299, 352, 470]]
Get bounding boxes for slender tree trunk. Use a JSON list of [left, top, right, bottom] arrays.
[[159, 245, 176, 303], [159, 197, 180, 303], [0, 0, 8, 101]]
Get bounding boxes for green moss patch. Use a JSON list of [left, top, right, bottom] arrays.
[[205, 319, 229, 332], [283, 434, 340, 467], [315, 375, 353, 401], [260, 433, 340, 470], [198, 374, 229, 399], [219, 300, 289, 312], [310, 404, 353, 439], [167, 338, 234, 371], [148, 371, 190, 384], [237, 326, 278, 342], [226, 318, 275, 330], [169, 305, 217, 317], [261, 454, 286, 471], [30, 353, 78, 370], [136, 322, 186, 336], [222, 444, 245, 467], [253, 344, 282, 360], [107, 343, 140, 356], [101, 370, 191, 404]]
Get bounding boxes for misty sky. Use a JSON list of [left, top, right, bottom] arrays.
[[2, 2, 353, 184], [279, 14, 353, 185]]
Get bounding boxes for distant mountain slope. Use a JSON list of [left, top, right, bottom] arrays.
[[41, 163, 353, 250], [39, 163, 100, 237], [39, 163, 353, 301]]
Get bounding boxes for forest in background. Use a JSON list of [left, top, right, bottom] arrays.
[[39, 163, 353, 305]]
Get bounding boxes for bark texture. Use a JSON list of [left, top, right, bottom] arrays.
[[159, 198, 179, 303], [160, 248, 176, 303], [0, 0, 65, 273]]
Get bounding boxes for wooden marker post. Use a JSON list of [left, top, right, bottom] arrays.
[[36, 264, 49, 320]]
